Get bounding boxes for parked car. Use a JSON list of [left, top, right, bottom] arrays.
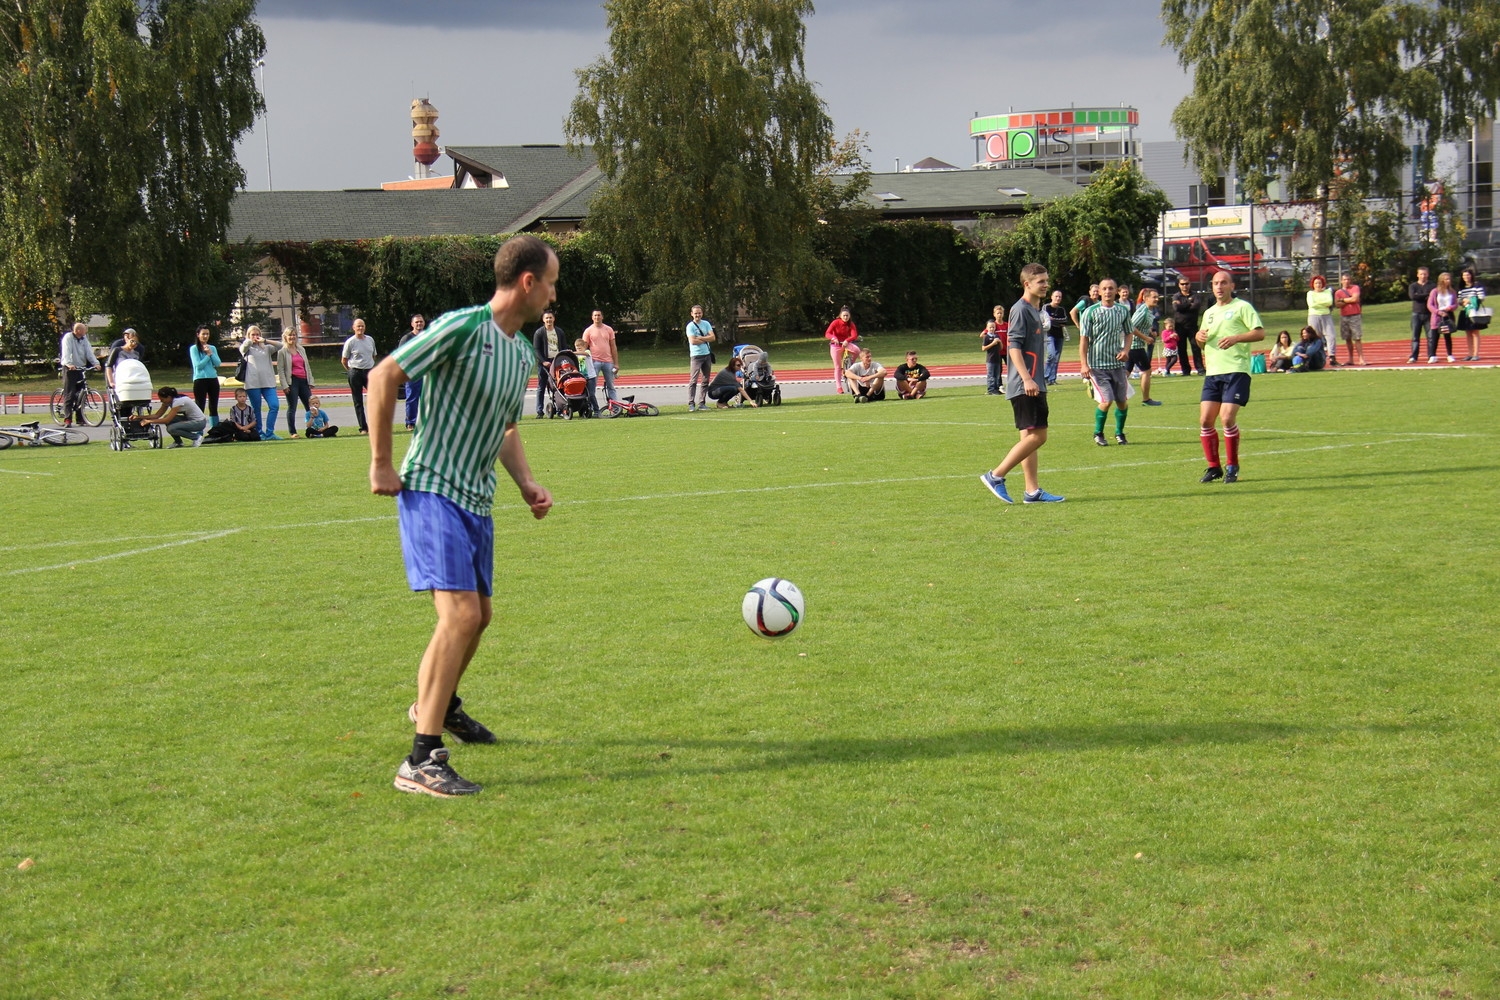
[[1163, 236, 1269, 284], [1461, 230, 1500, 274], [1131, 255, 1182, 291]]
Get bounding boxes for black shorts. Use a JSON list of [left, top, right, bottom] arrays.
[[1201, 372, 1252, 406], [1009, 392, 1049, 430], [1128, 346, 1154, 372]]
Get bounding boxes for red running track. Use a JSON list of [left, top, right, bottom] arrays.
[[4, 335, 1495, 406]]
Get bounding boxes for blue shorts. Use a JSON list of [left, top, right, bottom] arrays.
[[1201, 372, 1252, 406], [397, 490, 494, 596]]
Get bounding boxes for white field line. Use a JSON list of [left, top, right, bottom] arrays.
[[700, 415, 1479, 438], [0, 435, 1447, 570], [2, 529, 243, 577], [0, 466, 56, 476]]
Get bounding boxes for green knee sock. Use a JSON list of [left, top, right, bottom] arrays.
[[1115, 408, 1127, 435], [1094, 409, 1107, 435]]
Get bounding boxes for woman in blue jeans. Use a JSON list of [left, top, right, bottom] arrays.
[[275, 328, 315, 437], [239, 325, 282, 440]]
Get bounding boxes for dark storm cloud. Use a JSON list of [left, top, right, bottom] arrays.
[[254, 0, 607, 30]]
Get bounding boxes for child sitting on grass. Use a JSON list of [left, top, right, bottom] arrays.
[[305, 398, 339, 437]]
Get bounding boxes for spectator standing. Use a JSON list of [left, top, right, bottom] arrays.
[[399, 315, 426, 430], [1130, 287, 1162, 405], [706, 357, 760, 408], [1407, 267, 1434, 363], [1457, 268, 1486, 362], [1078, 278, 1134, 446], [1043, 290, 1069, 384], [1171, 278, 1207, 374], [894, 351, 931, 399], [189, 326, 232, 426], [981, 319, 1006, 394], [1195, 270, 1265, 483], [1426, 272, 1459, 363], [58, 322, 100, 427], [1305, 276, 1337, 366], [105, 328, 143, 391], [582, 310, 620, 409], [685, 305, 716, 411], [240, 325, 283, 440], [135, 386, 207, 447], [276, 328, 315, 438], [980, 263, 1064, 504], [341, 318, 377, 434], [823, 306, 859, 393], [1160, 317, 1181, 375], [1334, 273, 1365, 366], [530, 309, 565, 418], [1290, 325, 1326, 371]]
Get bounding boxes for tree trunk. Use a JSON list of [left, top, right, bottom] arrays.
[[52, 286, 74, 331], [1313, 186, 1330, 279]]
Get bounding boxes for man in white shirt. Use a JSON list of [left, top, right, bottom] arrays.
[[341, 318, 378, 434], [844, 348, 886, 402], [58, 322, 100, 426]]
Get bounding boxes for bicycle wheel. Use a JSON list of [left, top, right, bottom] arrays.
[[81, 388, 107, 426], [49, 389, 67, 425], [639, 403, 660, 416], [39, 427, 90, 446], [0, 430, 15, 449]]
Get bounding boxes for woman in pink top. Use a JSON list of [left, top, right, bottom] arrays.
[[823, 306, 860, 392], [275, 328, 316, 438]]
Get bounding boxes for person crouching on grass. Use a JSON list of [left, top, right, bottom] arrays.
[[706, 356, 760, 408], [980, 263, 1064, 504], [368, 234, 556, 798], [1196, 269, 1265, 484], [134, 386, 207, 447]]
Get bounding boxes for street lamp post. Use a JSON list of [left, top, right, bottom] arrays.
[[256, 58, 273, 191]]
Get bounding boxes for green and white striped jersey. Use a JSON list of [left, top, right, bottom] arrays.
[[389, 303, 536, 516], [1080, 301, 1133, 370], [1129, 302, 1157, 349]]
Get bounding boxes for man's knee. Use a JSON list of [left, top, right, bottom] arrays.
[[435, 593, 487, 637]]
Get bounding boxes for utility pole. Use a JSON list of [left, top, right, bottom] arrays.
[[256, 58, 273, 191]]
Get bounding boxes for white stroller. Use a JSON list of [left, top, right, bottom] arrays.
[[108, 358, 162, 450]]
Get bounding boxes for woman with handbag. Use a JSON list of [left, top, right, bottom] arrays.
[[189, 326, 234, 426], [275, 328, 316, 437], [1426, 273, 1459, 363], [1458, 268, 1488, 362]]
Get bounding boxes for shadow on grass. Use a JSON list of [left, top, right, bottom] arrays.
[[515, 720, 1417, 786]]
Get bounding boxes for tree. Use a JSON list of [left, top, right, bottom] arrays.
[[1163, 0, 1500, 266], [0, 0, 263, 350], [565, 0, 834, 342]]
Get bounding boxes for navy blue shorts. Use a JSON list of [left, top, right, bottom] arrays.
[[397, 489, 494, 596], [1201, 372, 1252, 406]]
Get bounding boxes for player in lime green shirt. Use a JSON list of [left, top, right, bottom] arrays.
[[1195, 270, 1265, 484], [368, 235, 557, 798]]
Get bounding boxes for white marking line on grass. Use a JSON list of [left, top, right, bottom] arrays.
[[3, 529, 242, 577], [0, 515, 397, 556], [0, 467, 56, 476], [724, 415, 1479, 438]]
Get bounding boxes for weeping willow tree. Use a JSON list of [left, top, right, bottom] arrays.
[[566, 0, 837, 342], [0, 0, 263, 353]]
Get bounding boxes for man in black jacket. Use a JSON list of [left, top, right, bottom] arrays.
[[1407, 267, 1433, 363], [531, 308, 566, 417], [1171, 278, 1206, 374]]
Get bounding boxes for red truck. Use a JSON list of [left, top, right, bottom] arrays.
[[1163, 237, 1268, 285]]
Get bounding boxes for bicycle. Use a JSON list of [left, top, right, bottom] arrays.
[[50, 366, 107, 427], [0, 420, 91, 449]]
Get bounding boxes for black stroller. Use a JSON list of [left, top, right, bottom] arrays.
[[738, 345, 781, 406]]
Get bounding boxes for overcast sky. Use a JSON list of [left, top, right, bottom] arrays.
[[236, 0, 1191, 191]]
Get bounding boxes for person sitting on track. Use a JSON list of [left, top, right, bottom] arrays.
[[203, 388, 260, 443], [706, 357, 760, 408]]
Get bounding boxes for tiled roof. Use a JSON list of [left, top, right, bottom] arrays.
[[226, 189, 541, 243]]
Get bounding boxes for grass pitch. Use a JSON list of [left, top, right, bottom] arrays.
[[3, 369, 1498, 999]]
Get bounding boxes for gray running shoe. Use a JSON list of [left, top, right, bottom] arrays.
[[393, 747, 481, 797]]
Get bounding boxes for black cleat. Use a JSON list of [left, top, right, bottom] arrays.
[[1115, 434, 1129, 445], [1200, 466, 1224, 483], [394, 747, 482, 797], [1093, 433, 1109, 447], [408, 700, 498, 744], [1224, 465, 1239, 484]]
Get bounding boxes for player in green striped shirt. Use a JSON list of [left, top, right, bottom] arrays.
[[1078, 278, 1135, 446], [1195, 269, 1265, 484], [368, 235, 558, 798]]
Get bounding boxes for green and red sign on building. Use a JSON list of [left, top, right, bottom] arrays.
[[970, 107, 1139, 164]]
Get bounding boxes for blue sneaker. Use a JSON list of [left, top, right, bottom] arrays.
[[1143, 399, 1163, 406], [261, 433, 283, 441], [1023, 489, 1066, 503], [979, 471, 1013, 503]]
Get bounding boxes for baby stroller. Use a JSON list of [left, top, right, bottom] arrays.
[[543, 349, 595, 419], [738, 345, 781, 406], [108, 358, 162, 450]]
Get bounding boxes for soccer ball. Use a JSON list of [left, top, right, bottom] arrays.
[[742, 578, 804, 638]]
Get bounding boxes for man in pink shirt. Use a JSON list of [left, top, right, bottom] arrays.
[[582, 309, 620, 410], [1334, 273, 1365, 366]]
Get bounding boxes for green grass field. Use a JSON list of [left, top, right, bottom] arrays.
[[3, 369, 1498, 999], [0, 301, 1420, 395]]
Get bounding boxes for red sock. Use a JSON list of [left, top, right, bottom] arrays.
[[1200, 428, 1220, 466], [1224, 427, 1240, 466]]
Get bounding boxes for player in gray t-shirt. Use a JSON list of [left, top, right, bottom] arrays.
[[980, 263, 1064, 504]]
